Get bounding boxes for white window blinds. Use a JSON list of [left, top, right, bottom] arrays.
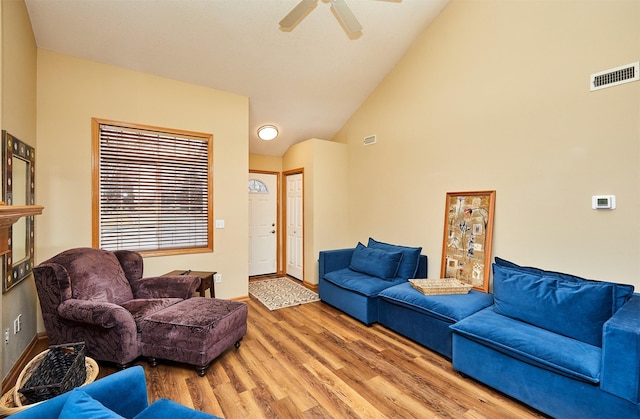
[[96, 122, 212, 253]]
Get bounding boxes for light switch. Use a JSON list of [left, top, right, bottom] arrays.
[[215, 219, 225, 229]]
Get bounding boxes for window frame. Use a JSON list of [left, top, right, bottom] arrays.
[[91, 118, 213, 256]]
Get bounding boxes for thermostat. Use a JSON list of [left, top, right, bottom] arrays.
[[592, 195, 616, 210]]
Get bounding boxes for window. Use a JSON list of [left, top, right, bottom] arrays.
[[92, 119, 213, 256], [248, 179, 269, 193]]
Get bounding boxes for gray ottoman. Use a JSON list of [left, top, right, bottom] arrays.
[[140, 297, 247, 376]]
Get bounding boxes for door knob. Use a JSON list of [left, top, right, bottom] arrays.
[[271, 230, 276, 234]]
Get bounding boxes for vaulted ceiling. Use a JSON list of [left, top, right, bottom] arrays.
[[25, 0, 449, 156]]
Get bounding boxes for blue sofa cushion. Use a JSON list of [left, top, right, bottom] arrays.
[[451, 308, 602, 384], [324, 268, 405, 297], [378, 282, 493, 323], [493, 264, 615, 346], [349, 242, 403, 279], [368, 238, 422, 279], [495, 257, 634, 312], [58, 389, 125, 419]]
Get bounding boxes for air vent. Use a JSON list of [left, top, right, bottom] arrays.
[[363, 135, 376, 146], [590, 62, 639, 91]]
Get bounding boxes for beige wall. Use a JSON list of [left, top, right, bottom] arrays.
[[249, 153, 282, 173], [0, 0, 3, 382], [310, 140, 350, 281], [36, 51, 250, 307], [283, 139, 349, 284], [334, 0, 640, 287], [1, 0, 38, 379]]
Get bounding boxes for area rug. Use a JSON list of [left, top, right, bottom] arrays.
[[249, 277, 320, 311]]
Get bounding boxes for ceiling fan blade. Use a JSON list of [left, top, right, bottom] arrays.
[[330, 0, 362, 34], [279, 0, 318, 30]]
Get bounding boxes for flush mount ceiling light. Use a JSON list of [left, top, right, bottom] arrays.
[[257, 125, 279, 141]]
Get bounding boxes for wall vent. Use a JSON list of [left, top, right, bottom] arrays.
[[363, 135, 377, 145], [590, 62, 639, 91]]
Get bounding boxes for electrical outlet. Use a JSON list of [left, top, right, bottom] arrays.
[[4, 328, 9, 344], [214, 273, 222, 284]]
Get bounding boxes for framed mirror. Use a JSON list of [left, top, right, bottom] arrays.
[[2, 131, 35, 292]]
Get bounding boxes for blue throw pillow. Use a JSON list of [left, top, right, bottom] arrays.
[[58, 389, 125, 419], [493, 263, 615, 347], [368, 238, 422, 279], [349, 242, 403, 280], [495, 257, 634, 312]]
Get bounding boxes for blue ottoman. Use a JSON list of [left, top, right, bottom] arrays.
[[378, 282, 493, 358]]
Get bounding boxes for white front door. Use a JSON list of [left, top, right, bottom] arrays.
[[248, 173, 277, 276], [286, 173, 303, 280]]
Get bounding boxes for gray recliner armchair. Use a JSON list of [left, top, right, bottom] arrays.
[[33, 247, 200, 368]]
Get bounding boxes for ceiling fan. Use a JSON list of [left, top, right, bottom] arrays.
[[279, 0, 363, 36]]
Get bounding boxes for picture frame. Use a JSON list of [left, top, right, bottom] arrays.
[[440, 190, 496, 292]]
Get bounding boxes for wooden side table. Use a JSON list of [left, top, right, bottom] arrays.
[[163, 270, 216, 298]]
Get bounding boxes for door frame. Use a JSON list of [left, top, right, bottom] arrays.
[[249, 170, 281, 276], [283, 168, 304, 281]]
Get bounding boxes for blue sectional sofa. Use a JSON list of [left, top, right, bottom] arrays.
[[11, 366, 219, 419], [318, 239, 491, 357], [319, 245, 640, 418], [378, 283, 493, 358], [318, 238, 427, 325], [451, 258, 640, 419]]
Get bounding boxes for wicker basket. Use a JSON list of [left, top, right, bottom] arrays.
[[409, 278, 473, 295], [17, 342, 87, 404], [0, 355, 98, 417]]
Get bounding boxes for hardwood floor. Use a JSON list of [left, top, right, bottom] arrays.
[[99, 295, 547, 418]]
